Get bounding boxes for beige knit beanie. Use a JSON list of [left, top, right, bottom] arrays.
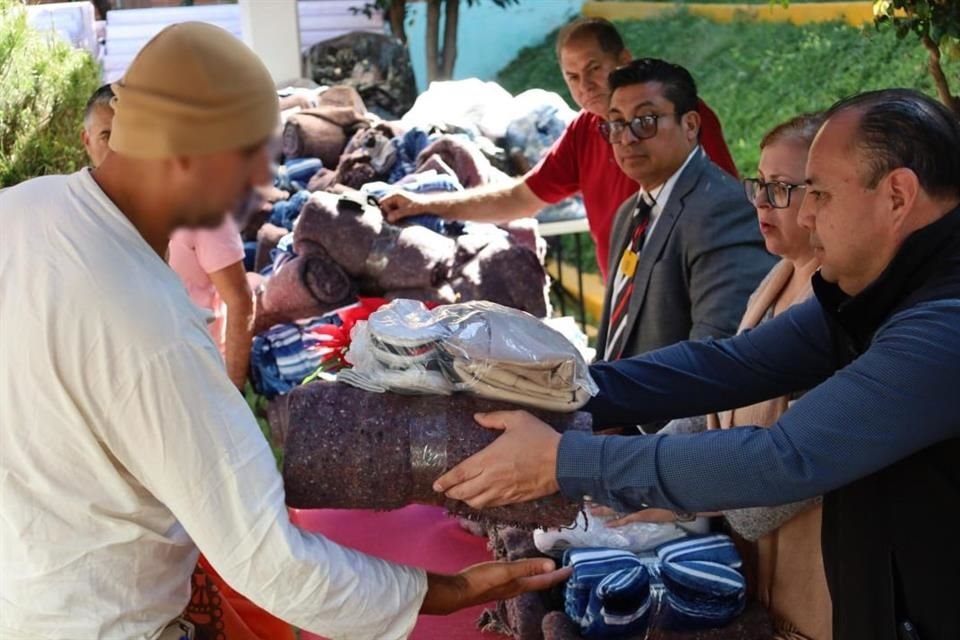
[[110, 22, 278, 158]]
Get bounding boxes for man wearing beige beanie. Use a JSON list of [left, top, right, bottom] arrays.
[[0, 22, 567, 640]]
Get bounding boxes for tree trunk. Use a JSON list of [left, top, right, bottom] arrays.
[[387, 0, 407, 45], [440, 0, 460, 80], [425, 0, 442, 83], [921, 33, 960, 115]]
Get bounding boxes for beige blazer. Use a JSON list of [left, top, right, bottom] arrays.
[[709, 259, 832, 640]]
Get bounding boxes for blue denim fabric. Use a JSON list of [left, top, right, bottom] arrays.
[[269, 190, 311, 231], [364, 170, 463, 235], [275, 157, 323, 192], [387, 127, 431, 183], [243, 240, 258, 272]]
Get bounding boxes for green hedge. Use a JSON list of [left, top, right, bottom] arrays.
[[1, 0, 102, 188], [498, 11, 959, 271]]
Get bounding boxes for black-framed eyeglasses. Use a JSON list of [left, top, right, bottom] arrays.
[[742, 178, 806, 209], [599, 113, 676, 144]]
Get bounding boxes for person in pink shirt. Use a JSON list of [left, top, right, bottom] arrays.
[[167, 217, 254, 389]]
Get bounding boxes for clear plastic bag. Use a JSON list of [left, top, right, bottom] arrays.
[[339, 299, 598, 411], [533, 508, 710, 558]]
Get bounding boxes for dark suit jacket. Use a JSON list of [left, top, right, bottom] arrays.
[[596, 149, 776, 360]]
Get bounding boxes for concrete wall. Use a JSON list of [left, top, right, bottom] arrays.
[[404, 0, 580, 92]]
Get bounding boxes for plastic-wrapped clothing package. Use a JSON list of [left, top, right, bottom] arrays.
[[280, 380, 591, 527], [339, 299, 597, 412], [533, 509, 707, 558]]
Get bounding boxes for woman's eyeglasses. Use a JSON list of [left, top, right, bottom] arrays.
[[742, 178, 806, 209]]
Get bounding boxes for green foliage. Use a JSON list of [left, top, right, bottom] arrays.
[[498, 11, 959, 272], [874, 0, 960, 46], [0, 0, 101, 187]]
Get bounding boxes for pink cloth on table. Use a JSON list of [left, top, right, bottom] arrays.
[[168, 217, 244, 353], [291, 506, 503, 640]]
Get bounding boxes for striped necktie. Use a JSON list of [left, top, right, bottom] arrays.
[[605, 197, 653, 361]]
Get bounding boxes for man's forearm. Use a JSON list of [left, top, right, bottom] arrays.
[[422, 180, 545, 223], [223, 300, 253, 389]]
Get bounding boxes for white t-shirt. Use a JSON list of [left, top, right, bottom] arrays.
[[0, 170, 426, 640]]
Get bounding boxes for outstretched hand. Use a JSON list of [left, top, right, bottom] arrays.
[[421, 558, 571, 615], [433, 411, 562, 509]]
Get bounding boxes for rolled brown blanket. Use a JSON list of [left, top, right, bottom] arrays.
[[294, 191, 380, 275], [453, 243, 550, 318], [281, 381, 590, 528], [415, 135, 494, 188], [541, 612, 583, 640], [294, 192, 455, 292], [281, 105, 366, 167], [261, 253, 353, 316], [317, 85, 367, 112], [384, 284, 457, 305], [478, 592, 549, 640]]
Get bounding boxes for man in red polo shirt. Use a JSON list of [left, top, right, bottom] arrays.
[[381, 17, 737, 277]]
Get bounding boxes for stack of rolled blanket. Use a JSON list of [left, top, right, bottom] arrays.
[[254, 192, 550, 320]]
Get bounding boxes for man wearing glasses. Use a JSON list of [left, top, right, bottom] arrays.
[[380, 18, 738, 279], [594, 58, 774, 381]]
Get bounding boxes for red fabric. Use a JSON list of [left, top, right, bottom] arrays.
[[185, 556, 296, 640], [525, 100, 738, 279], [291, 506, 500, 640], [307, 297, 442, 369]]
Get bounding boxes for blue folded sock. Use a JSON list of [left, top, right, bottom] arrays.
[[564, 548, 651, 638]]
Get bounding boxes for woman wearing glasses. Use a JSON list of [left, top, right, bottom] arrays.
[[719, 112, 831, 640]]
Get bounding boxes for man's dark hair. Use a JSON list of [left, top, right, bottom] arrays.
[[84, 84, 115, 124], [608, 58, 698, 120], [825, 89, 960, 199], [555, 17, 625, 60]]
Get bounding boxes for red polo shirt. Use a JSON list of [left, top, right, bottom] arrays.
[[525, 99, 738, 278]]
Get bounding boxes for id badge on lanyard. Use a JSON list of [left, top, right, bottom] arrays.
[[619, 248, 639, 279]]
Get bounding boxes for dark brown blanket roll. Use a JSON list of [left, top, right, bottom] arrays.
[[281, 382, 590, 528], [281, 106, 366, 167], [453, 243, 550, 318], [261, 253, 353, 315], [541, 604, 776, 640], [294, 192, 455, 292]]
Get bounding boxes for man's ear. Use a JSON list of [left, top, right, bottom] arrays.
[[618, 48, 632, 65], [883, 167, 920, 230], [683, 110, 701, 142]]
